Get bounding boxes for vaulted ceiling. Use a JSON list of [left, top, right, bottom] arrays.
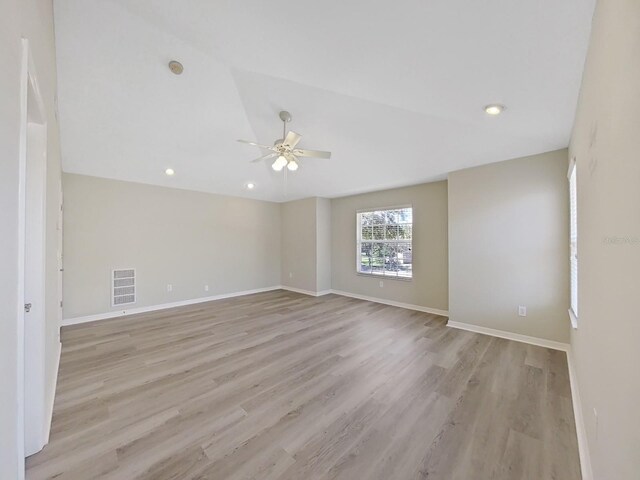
[[54, 0, 595, 201]]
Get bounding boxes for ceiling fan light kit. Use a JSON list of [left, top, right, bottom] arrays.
[[238, 111, 331, 173], [272, 155, 288, 171]]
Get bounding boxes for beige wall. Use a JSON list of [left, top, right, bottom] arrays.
[[280, 197, 331, 294], [280, 198, 318, 292], [0, 0, 62, 476], [331, 182, 448, 311], [63, 174, 281, 319], [448, 150, 570, 343], [316, 198, 332, 292], [569, 0, 640, 478]]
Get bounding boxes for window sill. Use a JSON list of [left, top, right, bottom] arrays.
[[356, 272, 413, 282], [568, 308, 578, 329]]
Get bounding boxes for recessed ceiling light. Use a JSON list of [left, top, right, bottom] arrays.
[[165, 168, 175, 176], [484, 104, 505, 115], [246, 182, 255, 190]]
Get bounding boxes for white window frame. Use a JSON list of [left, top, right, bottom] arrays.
[[568, 157, 578, 328], [356, 205, 413, 280]]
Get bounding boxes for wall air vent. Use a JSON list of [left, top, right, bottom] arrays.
[[112, 268, 136, 306]]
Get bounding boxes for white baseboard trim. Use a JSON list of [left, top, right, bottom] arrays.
[[63, 286, 445, 325], [44, 340, 61, 444], [446, 321, 570, 352], [280, 286, 332, 297], [330, 289, 449, 317], [62, 286, 282, 326], [567, 347, 593, 480]]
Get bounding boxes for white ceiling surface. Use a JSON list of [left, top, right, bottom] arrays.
[[54, 0, 595, 202]]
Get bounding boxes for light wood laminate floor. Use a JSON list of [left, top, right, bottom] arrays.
[[26, 290, 581, 480]]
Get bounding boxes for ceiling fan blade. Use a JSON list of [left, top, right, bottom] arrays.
[[293, 148, 332, 159], [250, 153, 277, 163], [237, 139, 277, 150], [282, 131, 302, 149]]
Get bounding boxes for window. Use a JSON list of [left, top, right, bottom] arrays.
[[569, 158, 578, 326], [357, 206, 413, 279]]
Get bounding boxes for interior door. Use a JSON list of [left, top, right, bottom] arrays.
[[21, 48, 49, 458], [57, 184, 63, 339]]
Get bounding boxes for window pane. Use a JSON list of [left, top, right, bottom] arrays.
[[360, 242, 385, 274], [384, 210, 399, 224], [397, 208, 412, 223], [372, 225, 385, 240], [398, 224, 412, 240], [383, 243, 400, 275], [385, 225, 399, 240], [371, 211, 385, 224], [396, 242, 412, 262], [360, 212, 373, 226], [361, 226, 373, 240], [360, 242, 374, 273], [397, 242, 412, 277], [371, 243, 385, 275]]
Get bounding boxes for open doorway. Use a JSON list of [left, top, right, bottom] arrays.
[[17, 38, 49, 463]]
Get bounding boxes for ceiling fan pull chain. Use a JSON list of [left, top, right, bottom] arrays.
[[283, 166, 288, 198]]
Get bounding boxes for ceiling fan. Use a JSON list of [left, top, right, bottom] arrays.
[[238, 111, 331, 172]]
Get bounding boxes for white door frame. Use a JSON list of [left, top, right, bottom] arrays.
[[17, 37, 49, 474]]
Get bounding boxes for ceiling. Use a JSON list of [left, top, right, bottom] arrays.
[[54, 0, 595, 202]]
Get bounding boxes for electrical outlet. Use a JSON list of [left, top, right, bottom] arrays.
[[518, 306, 526, 316], [167, 284, 173, 292], [289, 272, 293, 279], [379, 280, 384, 288], [204, 285, 209, 292]]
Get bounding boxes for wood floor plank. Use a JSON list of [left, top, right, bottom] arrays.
[[26, 290, 581, 480]]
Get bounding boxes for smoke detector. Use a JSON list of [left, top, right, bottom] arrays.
[[168, 60, 184, 75]]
